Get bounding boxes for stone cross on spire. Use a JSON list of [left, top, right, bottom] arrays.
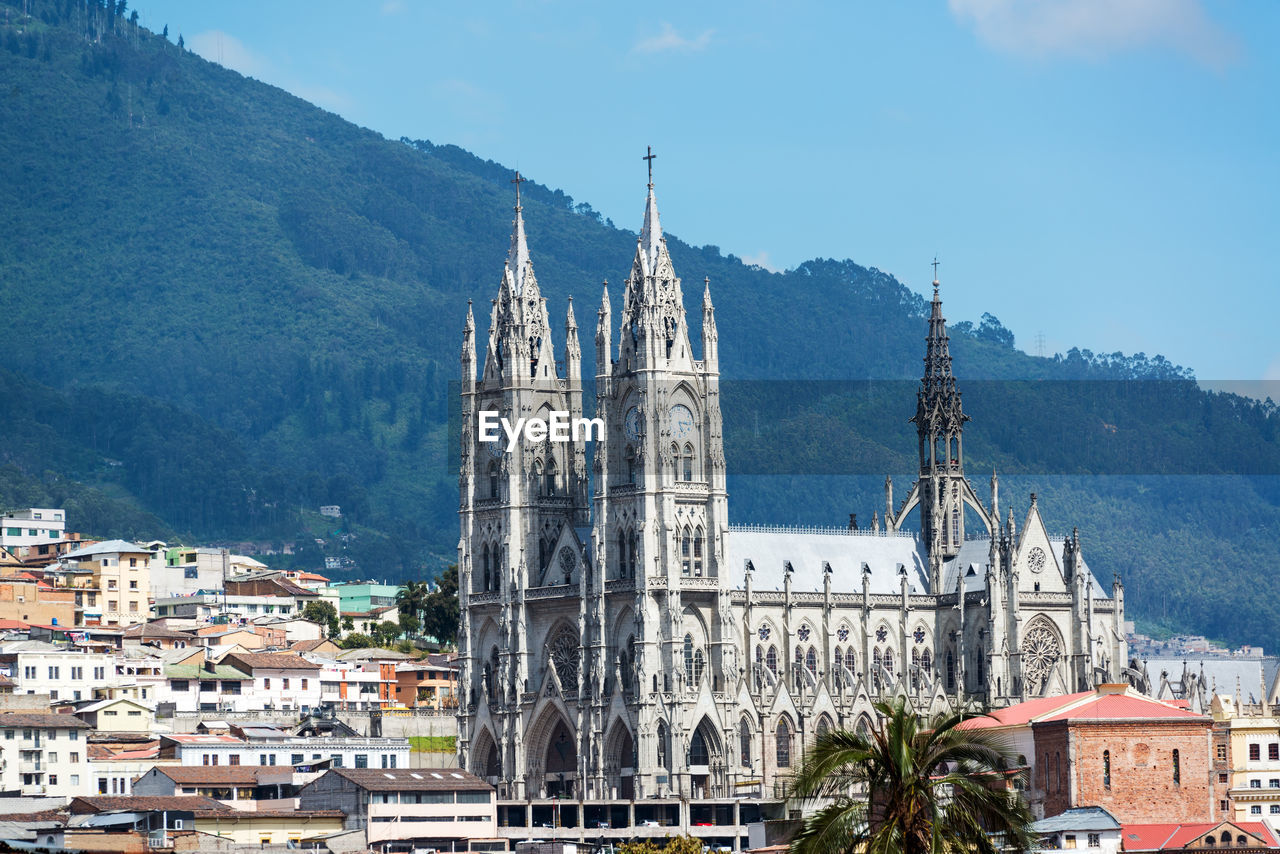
[[511, 171, 526, 210], [643, 146, 656, 188], [932, 255, 940, 284]]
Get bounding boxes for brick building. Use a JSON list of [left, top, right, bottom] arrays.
[[965, 684, 1215, 822]]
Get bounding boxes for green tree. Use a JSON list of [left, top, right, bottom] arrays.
[[788, 698, 1035, 854], [341, 616, 355, 633], [301, 600, 340, 638], [420, 565, 459, 646], [618, 838, 703, 854], [398, 612, 421, 637], [339, 632, 373, 650], [372, 620, 401, 647]]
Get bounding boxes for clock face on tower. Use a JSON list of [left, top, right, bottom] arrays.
[[669, 404, 695, 440], [624, 407, 644, 442]]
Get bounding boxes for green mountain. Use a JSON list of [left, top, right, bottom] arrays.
[[2, 1, 1279, 650]]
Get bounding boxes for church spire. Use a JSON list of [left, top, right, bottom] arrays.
[[910, 264, 972, 559], [639, 146, 663, 270], [507, 171, 534, 297]]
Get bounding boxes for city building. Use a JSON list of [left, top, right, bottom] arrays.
[[0, 577, 78, 628], [297, 767, 496, 851], [1211, 695, 1280, 825], [0, 509, 66, 556], [0, 642, 116, 703], [1030, 807, 1123, 854], [962, 684, 1213, 822], [58, 540, 156, 627], [1121, 821, 1280, 852], [0, 711, 92, 797]]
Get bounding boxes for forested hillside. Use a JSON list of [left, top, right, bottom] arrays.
[[1, 1, 1279, 648]]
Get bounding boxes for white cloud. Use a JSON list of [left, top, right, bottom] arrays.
[[948, 0, 1239, 68], [741, 251, 779, 273], [633, 22, 714, 55], [187, 30, 267, 78]]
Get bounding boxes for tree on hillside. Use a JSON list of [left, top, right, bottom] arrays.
[[301, 600, 340, 638], [788, 698, 1035, 854]]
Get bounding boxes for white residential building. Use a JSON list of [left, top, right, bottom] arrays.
[[220, 653, 324, 712], [0, 643, 117, 703], [162, 733, 410, 771], [151, 548, 267, 600], [0, 712, 92, 797], [0, 508, 66, 553], [153, 592, 302, 621]]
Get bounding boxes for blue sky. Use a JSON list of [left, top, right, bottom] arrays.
[[131, 0, 1278, 382]]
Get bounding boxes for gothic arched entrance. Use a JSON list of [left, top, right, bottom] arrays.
[[604, 719, 636, 799], [688, 717, 724, 798], [544, 719, 577, 797]]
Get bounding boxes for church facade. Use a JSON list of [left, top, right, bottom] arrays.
[[455, 172, 1128, 803]]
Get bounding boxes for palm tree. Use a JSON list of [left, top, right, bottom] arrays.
[[788, 697, 1035, 854], [395, 580, 430, 635]]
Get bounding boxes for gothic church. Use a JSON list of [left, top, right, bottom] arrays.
[[456, 169, 1128, 802]]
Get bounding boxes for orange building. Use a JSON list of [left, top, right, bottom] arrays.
[[394, 654, 459, 709], [0, 575, 79, 627]]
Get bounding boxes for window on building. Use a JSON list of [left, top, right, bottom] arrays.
[[1250, 744, 1261, 761], [263, 678, 271, 689], [692, 527, 703, 576], [1103, 750, 1111, 788], [301, 679, 308, 690], [1088, 834, 1102, 849], [1252, 806, 1263, 816], [1271, 805, 1280, 815], [283, 679, 290, 690], [739, 719, 751, 767], [680, 528, 691, 576], [1251, 779, 1262, 789], [776, 719, 792, 768], [228, 756, 240, 766], [129, 580, 137, 590], [1220, 773, 1229, 783], [656, 722, 669, 770], [1271, 744, 1279, 761], [1218, 744, 1228, 761], [1172, 749, 1180, 784], [47, 667, 59, 680], [1063, 835, 1076, 849], [766, 646, 778, 676], [355, 754, 368, 768]]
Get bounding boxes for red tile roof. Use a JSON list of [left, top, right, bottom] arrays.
[[1040, 693, 1203, 722], [1123, 821, 1280, 851], [960, 691, 1092, 729]]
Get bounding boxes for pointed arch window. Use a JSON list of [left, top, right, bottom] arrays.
[[693, 649, 705, 685], [680, 528, 692, 576], [683, 634, 695, 684], [690, 727, 709, 766], [884, 648, 894, 678], [816, 716, 831, 740], [805, 646, 817, 676], [683, 443, 694, 481], [1103, 749, 1111, 788], [693, 526, 704, 576], [739, 719, 752, 767], [921, 649, 932, 679], [766, 645, 778, 676], [845, 648, 856, 676], [656, 722, 669, 770], [544, 457, 558, 496], [488, 461, 499, 499], [776, 719, 792, 768]]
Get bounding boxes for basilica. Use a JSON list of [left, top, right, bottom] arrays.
[[455, 168, 1128, 805]]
